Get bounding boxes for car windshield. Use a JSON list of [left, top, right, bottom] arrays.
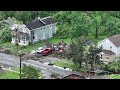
[[45, 49, 49, 51]]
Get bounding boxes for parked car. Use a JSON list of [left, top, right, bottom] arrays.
[[36, 47, 45, 53], [39, 48, 52, 56]]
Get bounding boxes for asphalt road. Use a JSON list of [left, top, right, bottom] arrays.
[[0, 53, 82, 79]]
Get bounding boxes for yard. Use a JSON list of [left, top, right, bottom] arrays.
[[0, 36, 107, 55], [52, 59, 80, 71], [0, 71, 20, 79], [106, 74, 120, 79], [0, 41, 44, 54], [0, 67, 44, 79], [48, 38, 72, 45], [0, 38, 72, 55]]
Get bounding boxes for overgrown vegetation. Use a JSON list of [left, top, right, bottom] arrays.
[[65, 37, 102, 71], [0, 11, 120, 39], [0, 24, 11, 42], [21, 64, 43, 79], [101, 60, 120, 74]]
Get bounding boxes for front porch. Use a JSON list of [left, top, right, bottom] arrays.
[[11, 31, 29, 46]]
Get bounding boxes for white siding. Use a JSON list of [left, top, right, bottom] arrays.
[[117, 47, 120, 56], [98, 38, 118, 56], [11, 38, 16, 44], [18, 24, 30, 35]]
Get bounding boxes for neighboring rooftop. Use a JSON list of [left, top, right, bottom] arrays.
[[108, 34, 120, 47], [25, 16, 56, 30], [102, 50, 115, 55]]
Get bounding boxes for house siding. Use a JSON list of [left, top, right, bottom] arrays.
[[18, 24, 30, 35], [98, 38, 118, 56], [117, 47, 120, 56], [31, 23, 56, 43]]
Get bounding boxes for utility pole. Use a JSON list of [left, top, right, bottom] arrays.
[[15, 25, 19, 54], [20, 54, 22, 79], [15, 25, 22, 79], [18, 51, 24, 79]]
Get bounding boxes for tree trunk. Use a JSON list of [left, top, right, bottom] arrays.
[[79, 61, 82, 67], [95, 28, 98, 38], [90, 60, 94, 71]]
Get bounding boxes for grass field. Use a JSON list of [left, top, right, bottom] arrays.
[[53, 59, 79, 71], [106, 74, 120, 79], [48, 38, 72, 45], [0, 71, 20, 79]]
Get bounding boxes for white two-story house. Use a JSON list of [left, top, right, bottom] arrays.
[[11, 16, 57, 46], [98, 34, 120, 57]]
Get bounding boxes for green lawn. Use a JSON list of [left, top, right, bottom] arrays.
[[0, 41, 44, 54], [106, 74, 120, 79], [86, 36, 107, 43], [48, 38, 72, 45], [0, 71, 20, 79], [0, 36, 107, 54], [53, 59, 79, 71], [39, 72, 44, 79], [0, 38, 72, 54]]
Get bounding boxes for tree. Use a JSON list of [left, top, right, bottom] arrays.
[[87, 45, 102, 71], [21, 64, 40, 79], [91, 12, 102, 38], [0, 24, 12, 42], [101, 60, 120, 74], [66, 37, 85, 67]]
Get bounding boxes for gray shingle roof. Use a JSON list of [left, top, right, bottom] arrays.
[[25, 17, 56, 30], [25, 20, 45, 30], [108, 34, 120, 47]]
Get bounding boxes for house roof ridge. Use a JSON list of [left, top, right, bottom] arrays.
[[40, 16, 51, 20], [39, 19, 46, 25]]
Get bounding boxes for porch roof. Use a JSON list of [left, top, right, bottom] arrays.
[[11, 31, 29, 36]]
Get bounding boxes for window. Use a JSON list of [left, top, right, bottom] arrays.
[[32, 31, 35, 39], [49, 25, 52, 29], [33, 36, 35, 39], [33, 31, 35, 35], [44, 27, 45, 29], [22, 37, 25, 41], [100, 45, 103, 49], [110, 46, 112, 49], [41, 28, 42, 30], [26, 36, 29, 40]]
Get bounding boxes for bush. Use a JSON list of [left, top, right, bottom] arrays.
[[101, 61, 120, 74], [4, 49, 11, 54], [21, 64, 40, 79], [50, 73, 60, 78]]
